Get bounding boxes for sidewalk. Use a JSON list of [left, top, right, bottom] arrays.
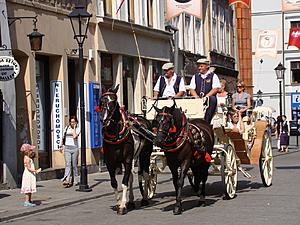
[[0, 171, 115, 222]]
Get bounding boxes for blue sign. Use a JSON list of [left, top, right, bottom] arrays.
[[291, 92, 300, 108], [89, 83, 102, 148]]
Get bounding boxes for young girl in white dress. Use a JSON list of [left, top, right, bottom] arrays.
[[20, 144, 41, 207]]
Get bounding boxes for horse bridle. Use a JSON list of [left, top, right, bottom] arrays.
[[157, 110, 176, 141], [100, 92, 118, 125]]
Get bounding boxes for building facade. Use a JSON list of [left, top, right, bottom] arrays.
[[0, 0, 171, 187], [169, 0, 238, 92], [252, 0, 300, 120]]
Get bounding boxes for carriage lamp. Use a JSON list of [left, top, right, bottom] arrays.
[[69, 5, 92, 192], [256, 90, 263, 107], [274, 62, 286, 117]]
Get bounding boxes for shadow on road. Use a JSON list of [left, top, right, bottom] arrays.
[[89, 178, 111, 188]]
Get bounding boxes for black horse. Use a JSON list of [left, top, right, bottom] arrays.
[[153, 103, 214, 215], [99, 85, 152, 215]]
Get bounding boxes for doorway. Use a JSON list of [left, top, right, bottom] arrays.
[[36, 55, 51, 169], [67, 59, 79, 117]]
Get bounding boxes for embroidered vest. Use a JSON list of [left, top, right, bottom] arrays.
[[195, 72, 214, 96], [158, 75, 182, 97]]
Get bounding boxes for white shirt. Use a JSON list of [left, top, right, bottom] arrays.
[[189, 71, 221, 90], [153, 73, 186, 97], [63, 126, 80, 147]]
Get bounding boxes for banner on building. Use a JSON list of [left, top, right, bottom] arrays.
[[51, 81, 63, 151], [255, 30, 278, 58], [288, 28, 300, 49], [228, 0, 250, 8], [166, 0, 202, 21], [282, 0, 300, 12]]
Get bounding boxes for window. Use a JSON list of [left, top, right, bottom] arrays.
[[147, 0, 154, 27], [212, 18, 217, 50], [128, 0, 135, 22], [101, 53, 113, 91], [195, 19, 202, 54], [291, 61, 300, 84], [152, 61, 163, 88], [226, 25, 230, 54], [291, 21, 300, 28], [184, 14, 191, 50], [104, 0, 112, 16], [220, 22, 225, 52]]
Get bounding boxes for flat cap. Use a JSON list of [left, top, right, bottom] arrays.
[[197, 58, 210, 65], [162, 62, 174, 70]]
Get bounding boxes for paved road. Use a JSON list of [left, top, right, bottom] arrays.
[[2, 141, 300, 225]]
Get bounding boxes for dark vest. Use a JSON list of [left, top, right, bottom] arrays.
[[158, 75, 182, 97], [195, 72, 215, 96]]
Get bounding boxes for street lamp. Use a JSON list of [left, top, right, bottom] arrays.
[[68, 5, 92, 192], [274, 62, 286, 117]]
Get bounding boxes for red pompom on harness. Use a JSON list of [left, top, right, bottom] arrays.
[[95, 106, 101, 112], [169, 125, 177, 134]]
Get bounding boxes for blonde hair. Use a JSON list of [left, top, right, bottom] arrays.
[[220, 79, 226, 86]]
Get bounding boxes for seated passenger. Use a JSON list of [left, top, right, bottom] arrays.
[[232, 80, 251, 117], [226, 111, 245, 134]]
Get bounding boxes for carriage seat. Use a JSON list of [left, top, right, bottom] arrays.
[[225, 131, 250, 164]]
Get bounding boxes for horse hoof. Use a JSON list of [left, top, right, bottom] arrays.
[[173, 203, 182, 215], [173, 206, 182, 215], [199, 195, 206, 202], [127, 202, 135, 210], [117, 207, 127, 215], [141, 199, 149, 207]]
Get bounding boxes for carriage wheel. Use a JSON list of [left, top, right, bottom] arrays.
[[221, 144, 237, 199], [259, 132, 273, 187]]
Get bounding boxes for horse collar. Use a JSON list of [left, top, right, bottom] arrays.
[[160, 112, 189, 152], [103, 108, 130, 144]]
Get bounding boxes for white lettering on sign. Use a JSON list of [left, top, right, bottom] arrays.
[[51, 81, 63, 151], [0, 56, 20, 81], [36, 82, 46, 151]]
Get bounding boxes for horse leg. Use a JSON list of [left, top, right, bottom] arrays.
[[118, 159, 134, 215], [199, 164, 209, 203], [173, 160, 190, 215], [127, 171, 136, 210], [107, 167, 120, 208]]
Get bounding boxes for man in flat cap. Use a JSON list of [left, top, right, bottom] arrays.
[[189, 58, 221, 123], [153, 62, 185, 98]]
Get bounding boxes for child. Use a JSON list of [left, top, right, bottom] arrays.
[[20, 143, 41, 207], [227, 110, 245, 134]]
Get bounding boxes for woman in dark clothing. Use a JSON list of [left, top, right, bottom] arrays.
[[275, 116, 282, 151], [279, 115, 290, 152]]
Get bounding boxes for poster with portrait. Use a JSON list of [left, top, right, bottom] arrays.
[[255, 30, 278, 58], [282, 0, 300, 12], [166, 0, 202, 21]]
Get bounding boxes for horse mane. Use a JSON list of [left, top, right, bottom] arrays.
[[172, 107, 183, 129]]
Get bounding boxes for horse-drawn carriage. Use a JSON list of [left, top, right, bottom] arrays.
[[141, 97, 273, 200], [99, 86, 273, 215]]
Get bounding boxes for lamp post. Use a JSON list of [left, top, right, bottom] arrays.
[[274, 62, 286, 117], [68, 5, 92, 192]]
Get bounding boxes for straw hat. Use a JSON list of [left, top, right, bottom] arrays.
[[162, 62, 174, 70], [197, 58, 210, 65], [20, 143, 35, 152]]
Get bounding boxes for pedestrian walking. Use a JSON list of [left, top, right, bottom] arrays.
[[279, 115, 290, 152], [20, 143, 41, 207], [59, 116, 80, 187]]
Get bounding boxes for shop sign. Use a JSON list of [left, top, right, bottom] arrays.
[[0, 56, 20, 81], [51, 81, 63, 151]]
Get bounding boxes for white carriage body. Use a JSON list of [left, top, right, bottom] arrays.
[[145, 97, 208, 120]]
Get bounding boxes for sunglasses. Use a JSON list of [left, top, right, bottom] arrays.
[[237, 86, 244, 88]]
